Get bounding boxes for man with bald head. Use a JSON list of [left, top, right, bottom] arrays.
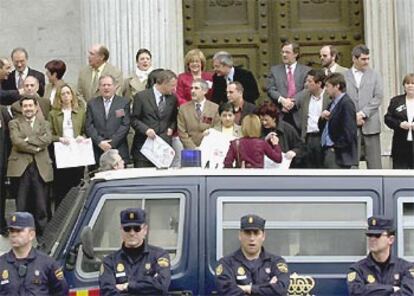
[[1, 47, 45, 96], [320, 45, 348, 76], [77, 44, 123, 102]]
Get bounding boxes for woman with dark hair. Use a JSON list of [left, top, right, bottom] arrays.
[[213, 102, 242, 137], [384, 73, 414, 169], [123, 48, 153, 100], [48, 84, 86, 209], [176, 49, 213, 106], [256, 101, 303, 167], [224, 114, 282, 168], [44, 59, 66, 105]]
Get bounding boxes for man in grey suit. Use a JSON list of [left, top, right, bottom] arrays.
[[85, 75, 130, 165], [131, 70, 178, 167], [320, 45, 348, 75], [296, 69, 330, 168], [77, 44, 123, 102], [344, 44, 383, 169], [267, 41, 311, 132]]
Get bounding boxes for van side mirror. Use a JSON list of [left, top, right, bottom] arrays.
[[80, 226, 95, 259]]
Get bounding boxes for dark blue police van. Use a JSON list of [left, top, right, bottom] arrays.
[[37, 169, 414, 296]]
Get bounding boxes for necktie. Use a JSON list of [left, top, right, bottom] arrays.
[[18, 72, 24, 89], [91, 69, 99, 94], [158, 95, 166, 114], [104, 99, 111, 118], [226, 76, 232, 85], [195, 103, 202, 118], [327, 68, 332, 76], [287, 66, 296, 98]]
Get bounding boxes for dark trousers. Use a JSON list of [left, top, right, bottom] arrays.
[[53, 166, 84, 210], [304, 133, 323, 168], [15, 162, 49, 236], [323, 147, 351, 169]]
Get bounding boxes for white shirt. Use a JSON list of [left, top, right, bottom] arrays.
[[352, 66, 364, 88], [153, 86, 164, 107], [285, 62, 297, 74], [325, 63, 338, 75], [406, 98, 414, 123], [307, 89, 324, 133], [103, 96, 113, 117], [195, 99, 206, 112], [136, 67, 153, 83], [226, 67, 235, 84], [15, 67, 29, 88], [62, 109, 74, 138], [49, 87, 57, 105]]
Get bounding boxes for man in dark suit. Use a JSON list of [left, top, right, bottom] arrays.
[[0, 58, 22, 105], [131, 70, 178, 167], [212, 51, 260, 105], [7, 95, 53, 236], [1, 48, 45, 97], [267, 41, 311, 132], [296, 69, 330, 168], [0, 106, 12, 234], [226, 81, 256, 125], [319, 73, 358, 169], [86, 75, 130, 165]]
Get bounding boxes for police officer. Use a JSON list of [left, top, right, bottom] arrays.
[[347, 215, 414, 295], [99, 208, 171, 295], [215, 214, 290, 295], [0, 212, 68, 295]]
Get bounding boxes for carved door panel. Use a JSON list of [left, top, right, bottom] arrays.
[[183, 0, 364, 97]]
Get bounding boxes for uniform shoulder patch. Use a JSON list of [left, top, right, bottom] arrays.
[[347, 271, 356, 282], [367, 274, 376, 283], [409, 267, 414, 278], [277, 262, 288, 273], [157, 257, 170, 268], [215, 264, 223, 276], [54, 268, 64, 280]]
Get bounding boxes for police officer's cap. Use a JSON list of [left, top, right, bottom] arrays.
[[7, 212, 35, 229], [240, 214, 265, 231], [366, 215, 394, 234], [120, 208, 146, 226]]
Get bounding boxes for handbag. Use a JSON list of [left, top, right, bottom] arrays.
[[235, 139, 245, 168]]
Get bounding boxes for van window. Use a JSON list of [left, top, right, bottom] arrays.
[[77, 193, 185, 276], [217, 196, 372, 262], [397, 198, 414, 260]]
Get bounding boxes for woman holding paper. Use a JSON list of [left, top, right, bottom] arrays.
[[384, 73, 414, 169], [223, 114, 282, 168], [48, 84, 86, 208]]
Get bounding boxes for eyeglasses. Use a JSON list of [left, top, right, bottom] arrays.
[[366, 233, 387, 238], [123, 226, 141, 233]]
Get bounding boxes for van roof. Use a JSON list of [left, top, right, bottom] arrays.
[[93, 168, 414, 181]]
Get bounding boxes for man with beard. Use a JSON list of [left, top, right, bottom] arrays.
[[319, 45, 348, 76], [347, 216, 414, 295], [215, 214, 290, 296]]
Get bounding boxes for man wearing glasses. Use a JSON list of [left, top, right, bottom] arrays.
[[0, 212, 68, 295], [99, 208, 171, 295], [347, 216, 414, 295]]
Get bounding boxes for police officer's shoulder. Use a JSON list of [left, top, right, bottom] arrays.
[[266, 252, 289, 274]]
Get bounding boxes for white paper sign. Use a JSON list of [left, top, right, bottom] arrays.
[[140, 136, 175, 168], [54, 138, 96, 169], [264, 153, 292, 169], [199, 128, 236, 168]]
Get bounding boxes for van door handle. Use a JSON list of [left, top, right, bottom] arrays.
[[168, 291, 193, 296]]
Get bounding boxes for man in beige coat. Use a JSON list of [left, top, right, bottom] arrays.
[[178, 79, 220, 149], [7, 95, 53, 236], [77, 44, 123, 102]]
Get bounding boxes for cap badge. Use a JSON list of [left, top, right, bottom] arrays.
[[129, 212, 134, 220], [248, 217, 253, 224], [11, 216, 16, 222], [116, 263, 125, 272], [372, 219, 376, 226]]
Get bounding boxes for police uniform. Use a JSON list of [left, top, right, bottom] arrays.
[[215, 215, 290, 296], [0, 212, 68, 296], [347, 216, 414, 296], [99, 208, 171, 295]]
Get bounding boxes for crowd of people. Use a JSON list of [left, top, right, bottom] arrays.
[[0, 41, 413, 236]]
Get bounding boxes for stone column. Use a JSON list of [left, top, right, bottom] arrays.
[[396, 0, 414, 80], [80, 0, 184, 77], [364, 0, 399, 158]]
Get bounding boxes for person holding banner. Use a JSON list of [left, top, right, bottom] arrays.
[[48, 84, 86, 209]]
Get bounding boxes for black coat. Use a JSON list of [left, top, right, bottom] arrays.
[[384, 94, 414, 168], [1, 68, 46, 97], [212, 67, 260, 105]]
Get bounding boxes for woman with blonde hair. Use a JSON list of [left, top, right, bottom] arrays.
[[176, 48, 213, 105], [48, 84, 86, 208], [223, 114, 282, 168]]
